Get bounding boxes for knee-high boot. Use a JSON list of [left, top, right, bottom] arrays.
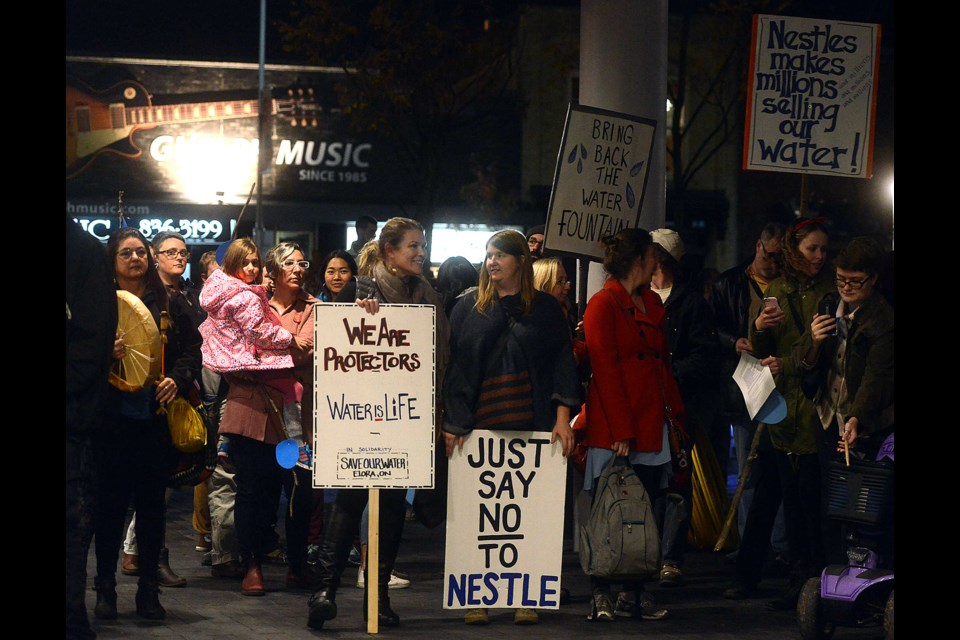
[[363, 561, 401, 627], [362, 493, 405, 627], [307, 500, 358, 629]]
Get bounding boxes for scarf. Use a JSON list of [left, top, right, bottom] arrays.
[[370, 262, 451, 407]]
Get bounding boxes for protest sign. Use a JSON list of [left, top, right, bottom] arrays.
[[743, 14, 881, 178], [545, 104, 657, 260], [313, 303, 436, 488], [443, 431, 566, 610]]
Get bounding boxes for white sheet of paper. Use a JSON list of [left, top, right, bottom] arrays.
[[733, 352, 777, 419]]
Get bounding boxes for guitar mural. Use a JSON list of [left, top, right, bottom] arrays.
[[65, 77, 322, 179]]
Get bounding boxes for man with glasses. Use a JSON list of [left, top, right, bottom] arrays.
[[711, 222, 792, 596]]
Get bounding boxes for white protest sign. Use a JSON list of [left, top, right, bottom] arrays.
[[443, 431, 566, 610], [544, 104, 657, 260], [312, 303, 435, 488], [743, 14, 881, 178]]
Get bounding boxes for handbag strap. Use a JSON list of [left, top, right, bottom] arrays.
[[783, 290, 806, 335]]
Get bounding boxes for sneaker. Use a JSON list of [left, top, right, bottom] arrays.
[[196, 534, 212, 553], [659, 562, 683, 587], [264, 547, 287, 564], [638, 592, 669, 621], [348, 545, 361, 567], [464, 608, 489, 625], [357, 567, 412, 589], [587, 593, 615, 622], [614, 592, 638, 618], [514, 608, 539, 625]]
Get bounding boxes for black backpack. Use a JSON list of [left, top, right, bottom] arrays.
[[579, 457, 661, 579]]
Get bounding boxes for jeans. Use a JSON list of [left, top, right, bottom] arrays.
[[208, 462, 238, 566]]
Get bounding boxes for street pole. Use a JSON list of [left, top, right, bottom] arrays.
[[254, 0, 266, 248]]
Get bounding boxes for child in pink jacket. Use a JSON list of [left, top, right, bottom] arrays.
[[199, 238, 308, 465]]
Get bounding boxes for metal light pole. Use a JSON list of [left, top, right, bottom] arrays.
[[254, 0, 267, 248]]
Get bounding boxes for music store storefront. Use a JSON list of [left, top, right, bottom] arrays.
[[67, 56, 427, 279]]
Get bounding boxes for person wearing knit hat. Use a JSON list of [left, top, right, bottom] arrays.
[[526, 225, 545, 261]]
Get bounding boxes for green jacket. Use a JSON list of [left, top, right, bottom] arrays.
[[749, 272, 836, 454], [800, 292, 894, 443]]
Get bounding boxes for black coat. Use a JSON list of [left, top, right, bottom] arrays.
[[663, 281, 722, 429], [66, 217, 118, 435]]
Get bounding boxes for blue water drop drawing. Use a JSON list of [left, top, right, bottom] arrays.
[[580, 144, 587, 159], [577, 158, 583, 174], [630, 161, 645, 177], [567, 146, 578, 164], [626, 183, 636, 209]]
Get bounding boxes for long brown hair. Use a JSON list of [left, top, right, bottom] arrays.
[[780, 218, 830, 285], [475, 229, 535, 315], [221, 238, 263, 285]]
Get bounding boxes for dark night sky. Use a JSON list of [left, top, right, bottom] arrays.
[[66, 0, 293, 62], [66, 1, 893, 62]]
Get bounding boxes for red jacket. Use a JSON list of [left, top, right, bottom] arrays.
[[583, 279, 685, 452]]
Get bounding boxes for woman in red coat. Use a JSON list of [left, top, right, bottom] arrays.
[[581, 228, 685, 623]]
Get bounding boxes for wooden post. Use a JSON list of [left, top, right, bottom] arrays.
[[799, 174, 809, 217], [366, 488, 380, 634], [714, 423, 765, 552]]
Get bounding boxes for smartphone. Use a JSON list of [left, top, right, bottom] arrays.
[[763, 296, 780, 312], [818, 297, 838, 336]]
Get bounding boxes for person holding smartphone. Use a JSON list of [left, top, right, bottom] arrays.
[[746, 217, 836, 610], [800, 237, 894, 564]]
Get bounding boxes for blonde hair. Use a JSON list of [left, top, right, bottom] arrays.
[[221, 238, 262, 284], [475, 229, 535, 315], [356, 240, 379, 277], [378, 217, 425, 260], [532, 257, 563, 294]]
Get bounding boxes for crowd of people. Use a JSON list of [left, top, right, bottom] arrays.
[[66, 213, 894, 638]]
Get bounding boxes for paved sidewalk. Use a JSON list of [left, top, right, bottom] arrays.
[[85, 487, 883, 639]]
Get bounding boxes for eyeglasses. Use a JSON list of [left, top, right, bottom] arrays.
[[117, 248, 148, 260], [282, 259, 310, 270], [555, 278, 569, 286], [760, 242, 780, 260], [159, 248, 190, 259], [835, 275, 869, 290]]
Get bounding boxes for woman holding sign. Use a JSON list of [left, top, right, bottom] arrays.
[[307, 217, 450, 630], [580, 228, 681, 622], [443, 229, 581, 626]]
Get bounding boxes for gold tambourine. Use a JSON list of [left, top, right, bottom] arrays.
[[109, 290, 161, 392]]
